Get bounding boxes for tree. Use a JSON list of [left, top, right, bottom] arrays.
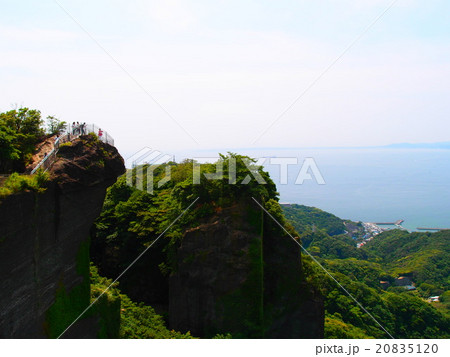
[[46, 116, 67, 136], [0, 107, 45, 173], [0, 107, 44, 136], [0, 123, 21, 172]]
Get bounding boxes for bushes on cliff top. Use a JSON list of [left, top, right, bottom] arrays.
[[91, 153, 280, 279], [90, 153, 282, 337], [172, 153, 278, 207], [0, 108, 44, 173], [0, 107, 65, 173]]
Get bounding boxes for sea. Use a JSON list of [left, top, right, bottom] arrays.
[[169, 147, 450, 232]]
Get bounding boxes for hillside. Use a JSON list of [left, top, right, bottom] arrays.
[[281, 204, 362, 260], [362, 230, 450, 290], [284, 205, 450, 338], [282, 204, 346, 236]]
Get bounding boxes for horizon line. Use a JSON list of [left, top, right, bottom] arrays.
[[181, 140, 450, 152]]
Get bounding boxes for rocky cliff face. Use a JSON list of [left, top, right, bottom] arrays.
[[169, 201, 324, 338], [0, 135, 124, 338]]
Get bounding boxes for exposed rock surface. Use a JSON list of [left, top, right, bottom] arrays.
[[25, 135, 57, 172], [0, 135, 124, 338], [169, 202, 324, 338]]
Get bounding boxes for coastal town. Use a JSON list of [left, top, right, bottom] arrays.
[[341, 220, 442, 304], [358, 220, 405, 248]]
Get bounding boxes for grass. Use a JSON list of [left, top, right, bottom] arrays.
[[58, 142, 72, 148], [0, 170, 49, 198]]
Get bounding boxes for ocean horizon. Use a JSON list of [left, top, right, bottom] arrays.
[[169, 147, 450, 232]]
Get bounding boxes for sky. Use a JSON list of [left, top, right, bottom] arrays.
[[0, 0, 449, 158]]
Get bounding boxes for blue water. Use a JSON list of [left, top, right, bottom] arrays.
[[171, 148, 450, 231]]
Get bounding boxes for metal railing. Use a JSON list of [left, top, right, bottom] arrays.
[[68, 123, 114, 146], [30, 124, 115, 175]]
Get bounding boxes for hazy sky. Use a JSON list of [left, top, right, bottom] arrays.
[[1, 0, 449, 157]]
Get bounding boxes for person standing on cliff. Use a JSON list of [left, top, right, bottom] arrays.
[[98, 128, 103, 141]]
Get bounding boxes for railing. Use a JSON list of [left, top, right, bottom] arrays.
[[30, 124, 115, 175], [68, 123, 114, 146]]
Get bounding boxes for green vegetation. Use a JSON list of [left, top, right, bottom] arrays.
[[292, 206, 450, 338], [323, 259, 385, 289], [45, 280, 90, 338], [362, 229, 450, 293], [119, 294, 195, 339], [47, 252, 190, 339], [0, 108, 45, 172], [46, 241, 121, 338], [45, 239, 91, 338], [89, 264, 121, 338], [217, 232, 264, 338], [0, 170, 49, 198], [89, 149, 449, 339], [0, 107, 64, 173], [92, 153, 278, 279], [325, 315, 373, 339], [282, 204, 346, 236], [90, 264, 194, 339], [281, 204, 363, 259], [90, 153, 282, 338], [46, 116, 67, 136], [58, 142, 72, 149], [304, 230, 363, 259], [212, 333, 233, 339], [303, 253, 450, 339]]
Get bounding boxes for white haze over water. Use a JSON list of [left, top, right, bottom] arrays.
[[169, 147, 450, 232]]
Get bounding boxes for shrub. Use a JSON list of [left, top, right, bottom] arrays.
[[90, 264, 195, 339], [0, 170, 49, 198], [58, 142, 72, 149]]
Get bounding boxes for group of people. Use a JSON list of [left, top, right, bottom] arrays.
[[72, 122, 87, 136], [68, 122, 105, 142]]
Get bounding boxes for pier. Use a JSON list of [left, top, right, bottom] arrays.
[[375, 220, 404, 225], [417, 227, 450, 231]]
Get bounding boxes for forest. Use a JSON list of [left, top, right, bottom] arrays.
[[283, 204, 450, 338]]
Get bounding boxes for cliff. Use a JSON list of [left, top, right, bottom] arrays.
[[89, 155, 325, 338], [169, 201, 324, 338], [0, 135, 125, 338]]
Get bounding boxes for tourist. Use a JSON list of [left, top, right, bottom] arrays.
[[98, 128, 103, 141]]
